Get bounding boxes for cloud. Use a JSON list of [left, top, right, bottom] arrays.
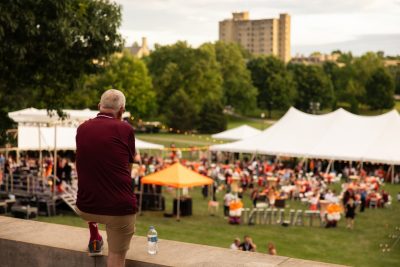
[[114, 0, 400, 55]]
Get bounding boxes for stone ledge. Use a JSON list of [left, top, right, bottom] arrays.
[[0, 216, 347, 267]]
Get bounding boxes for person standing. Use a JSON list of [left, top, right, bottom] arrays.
[[223, 191, 234, 217], [360, 189, 367, 212], [76, 89, 136, 267], [345, 198, 356, 229], [63, 159, 72, 185], [251, 188, 259, 208]]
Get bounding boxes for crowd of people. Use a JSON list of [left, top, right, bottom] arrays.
[[1, 150, 398, 232], [0, 153, 75, 193], [134, 152, 398, 229]]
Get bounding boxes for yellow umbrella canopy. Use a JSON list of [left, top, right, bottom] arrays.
[[141, 162, 213, 188]]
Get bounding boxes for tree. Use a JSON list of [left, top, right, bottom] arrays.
[[197, 100, 227, 133], [344, 79, 365, 113], [165, 89, 197, 132], [365, 68, 395, 110], [387, 65, 400, 95], [289, 64, 334, 111], [214, 42, 257, 113], [82, 53, 156, 118], [0, 0, 123, 143], [266, 72, 297, 111], [146, 41, 224, 129], [247, 56, 296, 112]]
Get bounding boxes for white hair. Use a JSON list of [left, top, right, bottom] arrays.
[[99, 89, 126, 112]]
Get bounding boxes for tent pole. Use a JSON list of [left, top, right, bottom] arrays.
[[139, 183, 144, 215], [176, 188, 181, 221], [53, 124, 57, 197], [325, 160, 333, 174], [391, 164, 395, 184], [38, 125, 43, 177], [16, 148, 20, 164]]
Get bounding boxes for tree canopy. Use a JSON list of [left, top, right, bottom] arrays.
[[365, 67, 395, 110], [247, 56, 296, 111], [82, 52, 156, 118], [0, 0, 123, 143], [214, 41, 257, 113], [289, 64, 334, 111]]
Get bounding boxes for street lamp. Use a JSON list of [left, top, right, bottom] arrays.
[[260, 112, 265, 130]]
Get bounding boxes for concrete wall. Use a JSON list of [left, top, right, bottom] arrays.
[[0, 216, 346, 267]]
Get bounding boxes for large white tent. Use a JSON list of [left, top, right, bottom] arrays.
[[8, 107, 131, 125], [17, 126, 164, 151], [210, 107, 400, 165], [211, 125, 261, 141], [9, 108, 164, 151]]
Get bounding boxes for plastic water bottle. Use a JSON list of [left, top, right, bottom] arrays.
[[147, 226, 158, 255]]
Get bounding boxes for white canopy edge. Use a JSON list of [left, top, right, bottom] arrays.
[[210, 107, 400, 165], [17, 125, 164, 151], [211, 124, 261, 140], [8, 107, 130, 125]]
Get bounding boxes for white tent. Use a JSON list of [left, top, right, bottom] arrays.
[[210, 107, 400, 165], [8, 107, 131, 125], [17, 125, 164, 151], [9, 108, 163, 151], [135, 138, 164, 150], [211, 125, 261, 141]]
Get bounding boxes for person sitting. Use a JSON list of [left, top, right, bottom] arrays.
[[268, 242, 277, 255], [239, 236, 256, 252], [230, 238, 241, 250]]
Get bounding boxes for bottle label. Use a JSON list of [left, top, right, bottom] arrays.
[[148, 236, 158, 242]]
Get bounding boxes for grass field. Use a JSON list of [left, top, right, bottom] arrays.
[[38, 183, 400, 267], [226, 115, 271, 130]]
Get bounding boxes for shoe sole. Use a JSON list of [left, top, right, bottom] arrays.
[[88, 250, 103, 257]]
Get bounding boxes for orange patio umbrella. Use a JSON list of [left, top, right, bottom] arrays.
[[139, 162, 213, 220]]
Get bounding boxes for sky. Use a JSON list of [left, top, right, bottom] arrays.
[[115, 0, 400, 56]]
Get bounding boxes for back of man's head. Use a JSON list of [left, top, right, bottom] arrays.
[[99, 89, 126, 118]]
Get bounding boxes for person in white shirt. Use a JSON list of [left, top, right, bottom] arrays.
[[224, 191, 234, 217], [230, 238, 241, 250]]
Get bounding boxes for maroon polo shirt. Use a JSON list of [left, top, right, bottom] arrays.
[[76, 112, 137, 216]]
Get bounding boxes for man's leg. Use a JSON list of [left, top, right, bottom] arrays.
[[106, 214, 136, 267], [89, 222, 102, 241], [87, 222, 104, 256], [107, 250, 127, 267], [75, 208, 104, 256]]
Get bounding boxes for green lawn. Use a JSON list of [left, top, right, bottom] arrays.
[[135, 115, 271, 156], [226, 115, 270, 130], [137, 133, 216, 148], [38, 183, 400, 267]]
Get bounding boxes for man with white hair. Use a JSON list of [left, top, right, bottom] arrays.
[[76, 89, 136, 267]]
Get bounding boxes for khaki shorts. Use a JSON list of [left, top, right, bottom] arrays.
[[76, 208, 136, 253]]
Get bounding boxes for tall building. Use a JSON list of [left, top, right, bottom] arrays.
[[126, 37, 150, 58], [219, 12, 291, 62]]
